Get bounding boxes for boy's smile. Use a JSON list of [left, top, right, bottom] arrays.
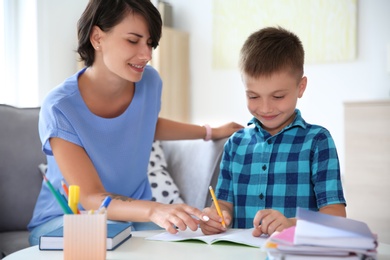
[[243, 71, 307, 136]]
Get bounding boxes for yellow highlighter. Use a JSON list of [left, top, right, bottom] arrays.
[[209, 186, 226, 228], [68, 185, 80, 214]]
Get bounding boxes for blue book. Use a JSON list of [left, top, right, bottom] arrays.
[[39, 222, 132, 251]]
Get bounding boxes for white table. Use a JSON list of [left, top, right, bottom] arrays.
[[4, 230, 390, 260]]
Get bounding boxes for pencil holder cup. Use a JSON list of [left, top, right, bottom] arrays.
[[64, 212, 107, 260]]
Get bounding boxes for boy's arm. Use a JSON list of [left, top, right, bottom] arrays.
[[312, 130, 346, 216], [252, 204, 346, 237], [319, 203, 346, 217]]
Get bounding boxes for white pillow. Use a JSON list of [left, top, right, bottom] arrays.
[[38, 163, 48, 174], [148, 141, 184, 204]]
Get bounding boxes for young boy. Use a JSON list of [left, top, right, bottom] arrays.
[[200, 26, 346, 237]]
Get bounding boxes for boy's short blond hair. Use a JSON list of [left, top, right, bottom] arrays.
[[239, 26, 304, 81]]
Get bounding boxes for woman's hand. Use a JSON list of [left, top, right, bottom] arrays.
[[252, 209, 296, 237], [211, 122, 244, 140], [149, 203, 210, 234]]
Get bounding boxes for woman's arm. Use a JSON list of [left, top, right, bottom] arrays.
[[154, 117, 243, 140], [50, 137, 207, 233]]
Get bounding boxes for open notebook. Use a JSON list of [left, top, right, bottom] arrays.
[[146, 228, 268, 248]]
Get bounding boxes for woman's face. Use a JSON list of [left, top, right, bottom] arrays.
[[93, 12, 153, 83]]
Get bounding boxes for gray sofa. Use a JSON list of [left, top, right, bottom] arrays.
[[0, 104, 227, 258]]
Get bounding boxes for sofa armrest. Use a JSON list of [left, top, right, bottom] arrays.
[[161, 138, 227, 210], [0, 105, 45, 233]]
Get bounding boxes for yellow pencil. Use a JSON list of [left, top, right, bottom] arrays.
[[68, 185, 80, 214], [208, 186, 226, 228]]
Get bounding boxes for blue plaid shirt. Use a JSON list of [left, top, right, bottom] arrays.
[[216, 109, 346, 228]]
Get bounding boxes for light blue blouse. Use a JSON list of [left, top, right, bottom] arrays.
[[28, 65, 162, 229]]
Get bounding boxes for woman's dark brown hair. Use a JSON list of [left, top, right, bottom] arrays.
[[77, 0, 162, 67]]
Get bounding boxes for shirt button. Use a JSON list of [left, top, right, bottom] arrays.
[[259, 193, 264, 200], [267, 139, 272, 144], [262, 164, 267, 171]]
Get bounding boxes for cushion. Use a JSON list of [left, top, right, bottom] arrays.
[[38, 163, 48, 175], [148, 141, 184, 204], [0, 105, 45, 233], [161, 138, 227, 209], [38, 141, 184, 205]]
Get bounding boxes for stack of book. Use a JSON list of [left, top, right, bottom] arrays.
[[263, 208, 378, 260], [39, 222, 132, 251]]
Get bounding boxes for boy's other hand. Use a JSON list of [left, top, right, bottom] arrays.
[[252, 209, 296, 237]]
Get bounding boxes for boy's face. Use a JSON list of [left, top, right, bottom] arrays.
[[243, 71, 307, 136]]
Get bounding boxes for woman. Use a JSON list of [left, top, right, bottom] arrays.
[[28, 0, 242, 245]]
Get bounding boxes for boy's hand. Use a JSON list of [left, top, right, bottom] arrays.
[[252, 209, 296, 237], [199, 207, 232, 235]]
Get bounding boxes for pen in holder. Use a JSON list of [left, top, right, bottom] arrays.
[[64, 212, 107, 260]]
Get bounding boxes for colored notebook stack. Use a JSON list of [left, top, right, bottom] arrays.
[[263, 208, 378, 260]]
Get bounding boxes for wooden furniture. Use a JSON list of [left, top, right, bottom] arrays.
[[344, 99, 390, 244], [151, 26, 190, 122], [4, 230, 390, 260]]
